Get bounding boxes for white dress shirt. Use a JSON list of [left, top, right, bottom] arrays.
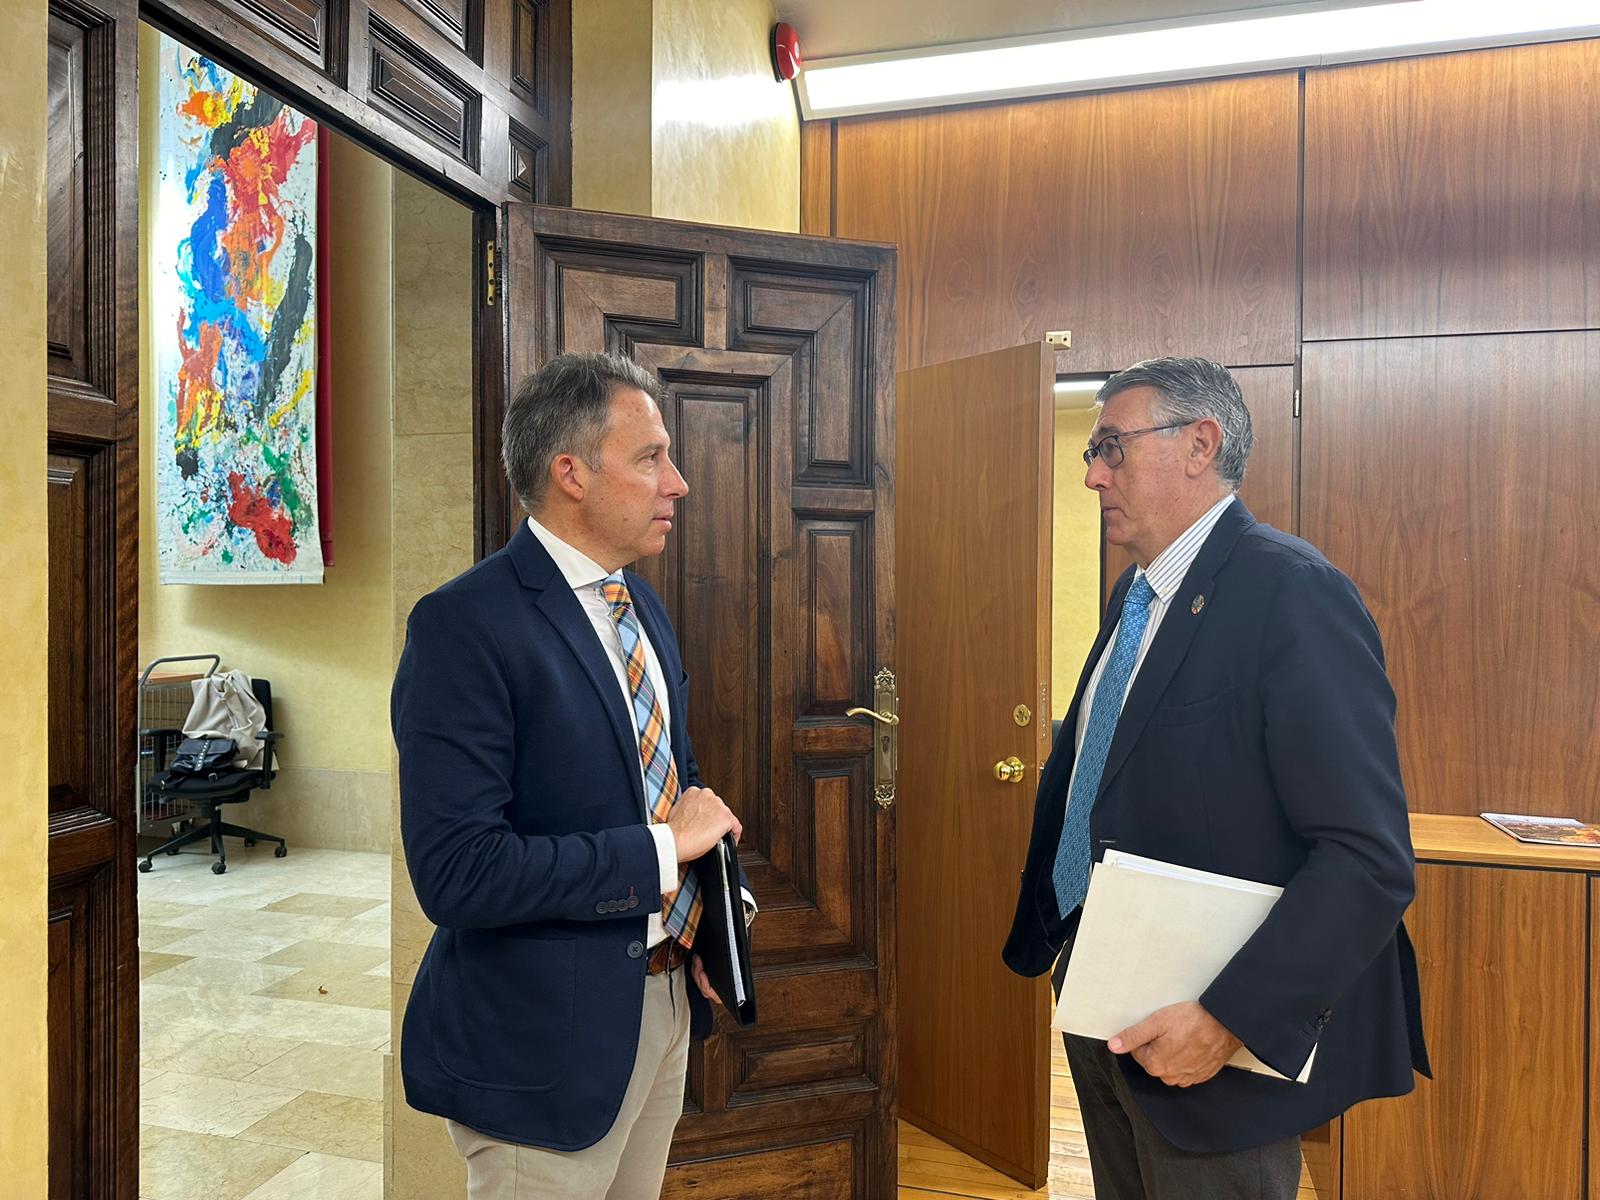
[[1068, 494, 1238, 791], [526, 517, 754, 949]]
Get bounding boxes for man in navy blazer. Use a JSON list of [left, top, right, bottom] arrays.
[[1005, 358, 1428, 1199], [393, 352, 747, 1199]]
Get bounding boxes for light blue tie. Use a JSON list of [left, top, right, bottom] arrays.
[[1052, 574, 1157, 917]]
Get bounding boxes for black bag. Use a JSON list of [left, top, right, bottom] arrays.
[[167, 736, 238, 780]]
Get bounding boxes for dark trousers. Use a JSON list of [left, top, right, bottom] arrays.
[[1052, 951, 1302, 1200]]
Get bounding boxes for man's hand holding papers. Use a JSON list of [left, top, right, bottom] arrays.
[[1109, 1001, 1243, 1088]]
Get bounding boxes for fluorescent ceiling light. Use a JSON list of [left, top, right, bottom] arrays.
[[799, 1, 1600, 118], [1055, 378, 1107, 409]]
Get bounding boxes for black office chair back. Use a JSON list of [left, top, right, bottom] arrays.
[[251, 678, 274, 734]]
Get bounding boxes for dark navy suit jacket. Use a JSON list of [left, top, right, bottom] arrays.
[[1004, 501, 1430, 1153], [392, 521, 713, 1151]]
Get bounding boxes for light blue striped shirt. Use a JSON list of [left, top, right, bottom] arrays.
[[1069, 494, 1237, 775]]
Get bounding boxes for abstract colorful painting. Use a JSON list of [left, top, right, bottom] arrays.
[[153, 34, 323, 583]]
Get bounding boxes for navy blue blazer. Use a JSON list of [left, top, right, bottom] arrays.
[[392, 522, 714, 1151], [1004, 501, 1429, 1153]]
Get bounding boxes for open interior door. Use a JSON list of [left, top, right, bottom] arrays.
[[895, 342, 1057, 1188]]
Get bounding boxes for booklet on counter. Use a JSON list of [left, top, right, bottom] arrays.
[[1053, 850, 1315, 1084], [690, 832, 758, 1026], [1481, 812, 1600, 848]]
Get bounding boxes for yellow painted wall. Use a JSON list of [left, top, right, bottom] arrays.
[[1052, 408, 1102, 719], [571, 0, 654, 214], [0, 0, 49, 1190], [572, 0, 800, 231], [651, 0, 800, 232], [138, 36, 395, 775]]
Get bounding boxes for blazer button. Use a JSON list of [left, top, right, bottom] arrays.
[[627, 896, 639, 909], [626, 940, 645, 959], [595, 902, 608, 915]]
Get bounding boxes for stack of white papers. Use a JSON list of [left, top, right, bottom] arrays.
[[1053, 850, 1315, 1083]]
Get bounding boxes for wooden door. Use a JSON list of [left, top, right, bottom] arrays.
[[894, 344, 1056, 1187], [504, 204, 899, 1199], [46, 0, 141, 1195]]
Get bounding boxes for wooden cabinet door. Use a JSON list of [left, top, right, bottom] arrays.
[[46, 0, 140, 1195], [505, 204, 899, 1199], [1342, 863, 1586, 1200], [894, 343, 1056, 1187]]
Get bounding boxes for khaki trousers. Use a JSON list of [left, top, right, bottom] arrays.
[[446, 967, 691, 1200]]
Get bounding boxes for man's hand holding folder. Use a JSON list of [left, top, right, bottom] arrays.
[[688, 832, 758, 1026], [1054, 850, 1316, 1085]]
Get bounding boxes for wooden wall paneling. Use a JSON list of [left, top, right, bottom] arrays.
[[1102, 365, 1295, 608], [1300, 333, 1600, 820], [1342, 863, 1586, 1200], [800, 118, 833, 236], [828, 75, 1299, 373], [142, 0, 572, 205], [46, 0, 140, 1193], [1304, 39, 1600, 341]]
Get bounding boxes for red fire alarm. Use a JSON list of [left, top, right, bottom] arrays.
[[771, 22, 802, 82]]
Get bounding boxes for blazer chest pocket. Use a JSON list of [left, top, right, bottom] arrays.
[[1148, 688, 1232, 729], [435, 932, 575, 1092]]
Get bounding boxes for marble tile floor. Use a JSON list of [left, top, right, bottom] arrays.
[[137, 841, 390, 1200]]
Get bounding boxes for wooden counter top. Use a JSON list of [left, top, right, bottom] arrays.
[[1410, 812, 1600, 872]]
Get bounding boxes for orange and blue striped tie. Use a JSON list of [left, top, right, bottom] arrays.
[[602, 573, 700, 949]]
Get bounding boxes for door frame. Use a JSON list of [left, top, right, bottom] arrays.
[[55, 4, 570, 1194]]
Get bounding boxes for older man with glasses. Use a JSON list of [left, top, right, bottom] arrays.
[[1004, 357, 1430, 1200]]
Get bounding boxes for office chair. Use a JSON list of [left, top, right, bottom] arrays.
[[138, 678, 288, 875]]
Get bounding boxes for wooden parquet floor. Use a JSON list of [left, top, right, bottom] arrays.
[[898, 1037, 1324, 1199]]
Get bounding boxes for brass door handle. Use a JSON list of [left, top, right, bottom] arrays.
[[846, 706, 900, 727], [993, 756, 1026, 784], [851, 671, 898, 809]]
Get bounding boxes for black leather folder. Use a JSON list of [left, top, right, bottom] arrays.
[[691, 832, 757, 1026]]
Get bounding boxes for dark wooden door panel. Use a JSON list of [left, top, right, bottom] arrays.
[[46, 0, 139, 1195], [1300, 333, 1600, 820], [506, 204, 899, 1198], [1305, 40, 1600, 341], [142, 0, 571, 206], [48, 15, 89, 382]]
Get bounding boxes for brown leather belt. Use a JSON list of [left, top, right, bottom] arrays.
[[647, 939, 687, 976]]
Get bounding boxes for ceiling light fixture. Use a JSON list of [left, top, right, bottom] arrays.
[[798, 1, 1600, 119], [1055, 379, 1107, 409]]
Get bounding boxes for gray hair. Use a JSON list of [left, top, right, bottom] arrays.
[[502, 352, 665, 510], [1096, 356, 1253, 489]]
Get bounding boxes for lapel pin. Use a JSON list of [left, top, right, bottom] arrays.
[[1191, 594, 1207, 615]]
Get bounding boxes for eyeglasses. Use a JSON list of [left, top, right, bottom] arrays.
[[1082, 422, 1191, 469]]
